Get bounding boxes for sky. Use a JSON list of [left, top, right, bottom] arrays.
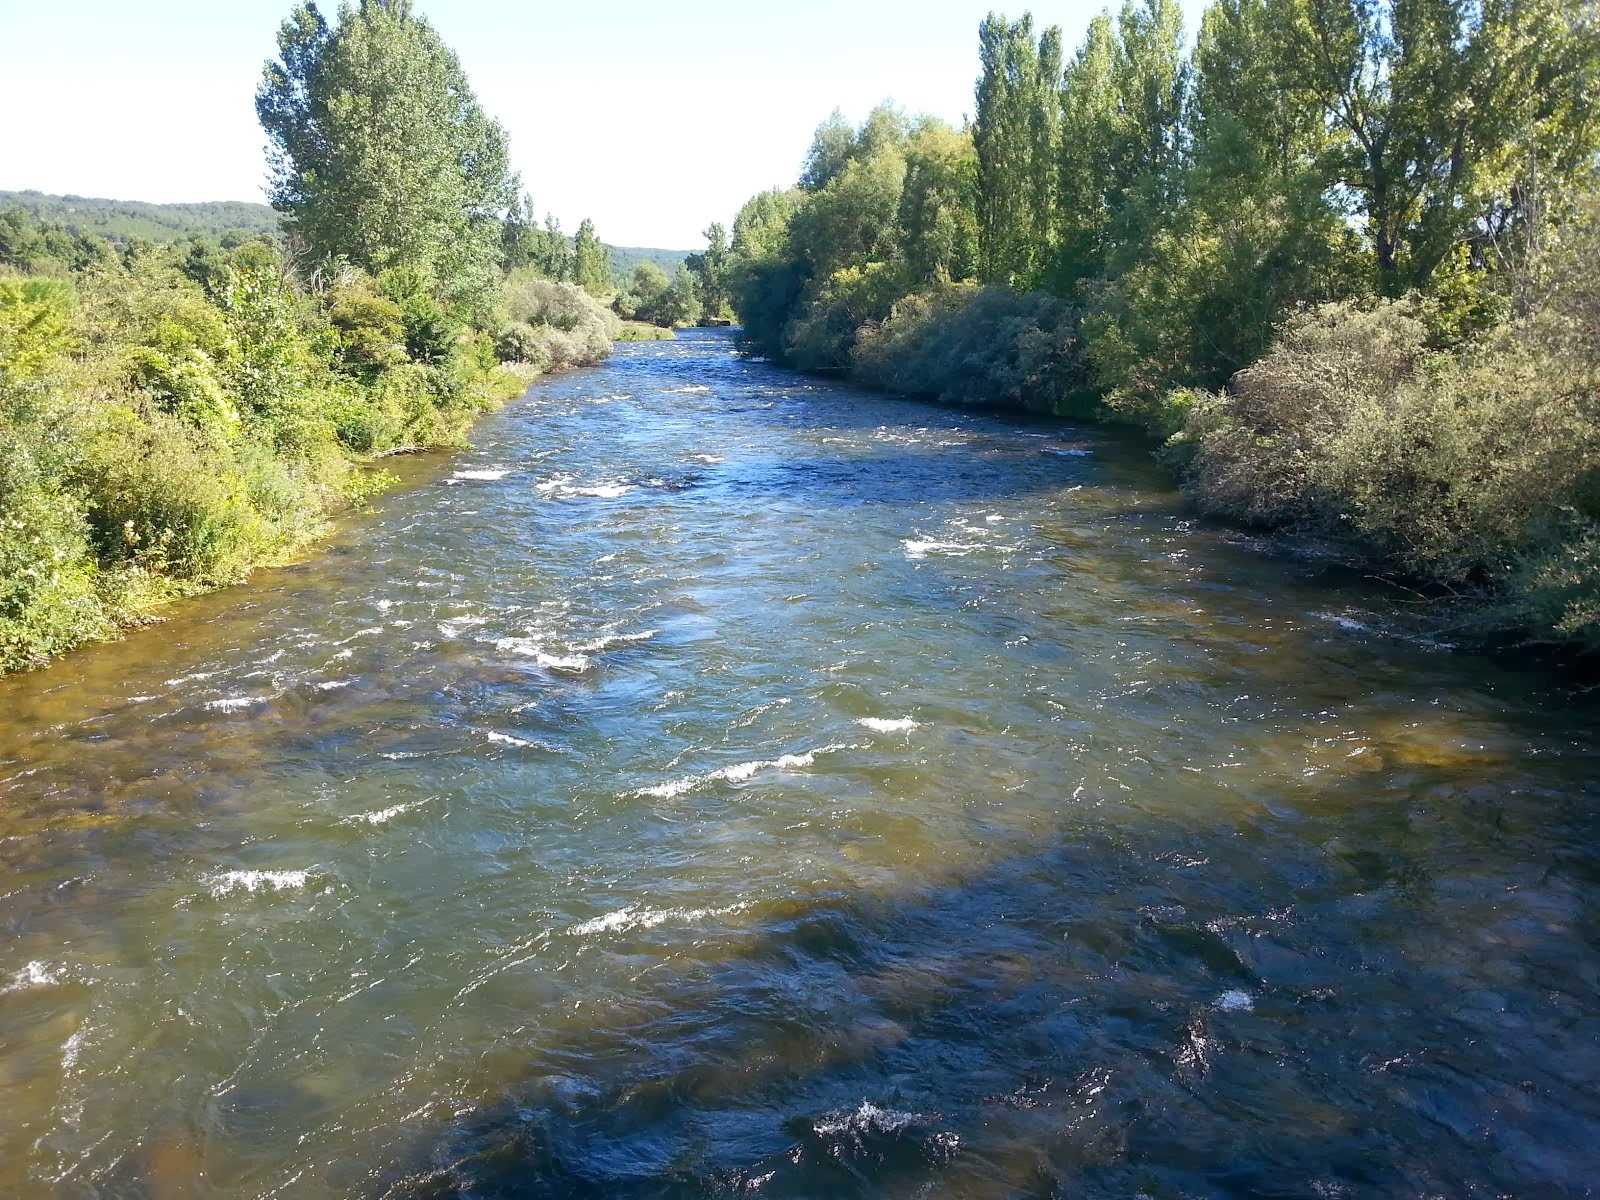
[[0, 0, 1205, 250]]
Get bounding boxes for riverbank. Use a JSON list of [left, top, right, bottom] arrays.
[[745, 264, 1600, 662], [0, 214, 622, 677]]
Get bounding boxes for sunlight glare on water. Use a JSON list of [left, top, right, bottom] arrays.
[[1, 330, 1598, 1198]]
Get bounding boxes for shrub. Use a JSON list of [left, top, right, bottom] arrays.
[[852, 284, 1092, 415], [0, 277, 75, 384], [494, 321, 554, 371], [326, 286, 408, 377], [0, 430, 109, 673], [496, 274, 618, 367], [1173, 249, 1600, 650], [1177, 300, 1431, 528], [785, 263, 901, 371]]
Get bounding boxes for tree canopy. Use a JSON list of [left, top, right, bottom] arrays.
[[257, 0, 518, 313]]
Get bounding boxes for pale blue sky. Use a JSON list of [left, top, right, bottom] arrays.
[[0, 0, 1205, 248]]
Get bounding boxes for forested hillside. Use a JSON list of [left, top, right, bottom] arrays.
[[0, 191, 282, 244], [719, 0, 1600, 654], [0, 191, 686, 287]]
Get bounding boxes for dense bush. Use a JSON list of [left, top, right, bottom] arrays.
[[1174, 300, 1432, 528], [852, 284, 1093, 416], [495, 274, 619, 369], [0, 209, 579, 673], [1173, 208, 1600, 649]]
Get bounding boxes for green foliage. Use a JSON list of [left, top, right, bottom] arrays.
[[608, 245, 690, 285], [0, 196, 555, 674], [728, 108, 980, 365], [786, 263, 904, 372], [686, 224, 732, 320], [0, 278, 76, 384], [716, 0, 1600, 650], [258, 0, 517, 315], [1267, 0, 1600, 296], [572, 219, 612, 297], [615, 321, 675, 342], [496, 272, 620, 368], [1178, 300, 1433, 528], [326, 284, 409, 377], [0, 191, 282, 247], [1175, 214, 1600, 649], [900, 119, 980, 289], [615, 261, 670, 323], [853, 285, 1092, 415], [656, 265, 704, 329], [974, 14, 1063, 288], [503, 195, 575, 281]]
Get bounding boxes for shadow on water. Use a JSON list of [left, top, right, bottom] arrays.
[[370, 769, 1600, 1200]]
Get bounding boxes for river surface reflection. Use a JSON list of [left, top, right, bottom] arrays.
[[1, 330, 1597, 1198]]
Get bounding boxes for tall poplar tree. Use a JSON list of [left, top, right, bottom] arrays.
[[257, 0, 518, 313], [1268, 0, 1600, 294], [974, 14, 1064, 288]]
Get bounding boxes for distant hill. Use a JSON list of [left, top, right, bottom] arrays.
[[609, 245, 690, 285], [0, 192, 693, 281], [0, 191, 282, 243]]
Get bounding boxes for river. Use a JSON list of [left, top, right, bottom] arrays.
[[1, 329, 1597, 1198]]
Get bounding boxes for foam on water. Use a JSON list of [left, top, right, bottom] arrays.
[[493, 639, 593, 672], [1316, 611, 1374, 633], [903, 539, 976, 560], [570, 629, 658, 653], [567, 902, 747, 938], [537, 652, 594, 673], [61, 1029, 87, 1072], [448, 469, 510, 483], [484, 731, 537, 748], [342, 800, 429, 826], [813, 1101, 924, 1138], [857, 717, 919, 733], [636, 745, 847, 799], [205, 696, 265, 714], [1216, 990, 1255, 1012], [204, 870, 314, 897], [164, 671, 218, 686], [5, 961, 65, 991], [437, 616, 490, 639], [565, 483, 631, 499]]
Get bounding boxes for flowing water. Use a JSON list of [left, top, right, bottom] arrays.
[[2, 330, 1598, 1199]]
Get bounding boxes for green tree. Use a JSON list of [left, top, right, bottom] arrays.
[[687, 223, 732, 319], [974, 13, 1064, 287], [900, 118, 981, 288], [622, 261, 672, 324], [728, 189, 807, 348], [1055, 0, 1188, 296], [801, 110, 858, 190], [1086, 0, 1361, 416], [789, 107, 909, 281], [658, 264, 704, 328], [1268, 0, 1600, 295], [257, 0, 518, 314], [572, 218, 612, 297]]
